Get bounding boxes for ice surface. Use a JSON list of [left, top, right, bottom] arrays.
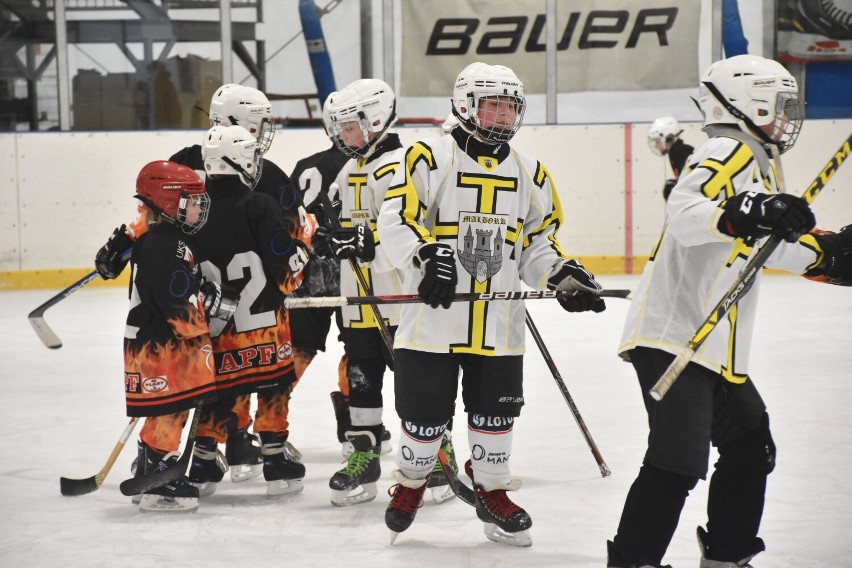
[[1, 275, 849, 567]]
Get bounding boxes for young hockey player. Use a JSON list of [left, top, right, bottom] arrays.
[[376, 62, 607, 547], [310, 78, 409, 507], [647, 116, 695, 201], [609, 54, 852, 568], [121, 160, 225, 513], [95, 84, 300, 491], [188, 124, 313, 498]]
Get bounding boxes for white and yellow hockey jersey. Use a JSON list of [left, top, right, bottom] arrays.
[[334, 134, 405, 329], [619, 134, 821, 381], [377, 129, 571, 355]]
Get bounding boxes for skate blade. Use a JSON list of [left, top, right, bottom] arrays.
[[330, 483, 378, 507], [429, 484, 456, 504], [483, 523, 532, 548], [267, 478, 304, 499], [190, 480, 219, 498], [230, 463, 262, 483], [138, 494, 199, 513], [389, 531, 401, 545]]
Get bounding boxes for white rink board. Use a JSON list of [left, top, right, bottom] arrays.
[[1, 120, 850, 271]]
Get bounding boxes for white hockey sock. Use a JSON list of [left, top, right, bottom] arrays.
[[395, 421, 448, 481], [467, 415, 515, 491]]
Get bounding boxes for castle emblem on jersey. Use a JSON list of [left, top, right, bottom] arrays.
[[457, 212, 507, 282]]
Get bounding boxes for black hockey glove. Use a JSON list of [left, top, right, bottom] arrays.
[[200, 280, 240, 323], [804, 225, 852, 286], [718, 192, 816, 243], [415, 242, 458, 309], [662, 179, 677, 201], [94, 225, 134, 279], [547, 260, 606, 313], [313, 225, 376, 262]]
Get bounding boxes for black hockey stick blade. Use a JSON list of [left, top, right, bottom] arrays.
[[438, 449, 475, 507], [119, 407, 201, 496]]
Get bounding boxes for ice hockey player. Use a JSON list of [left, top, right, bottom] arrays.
[[190, 124, 313, 498], [610, 54, 852, 568], [376, 62, 607, 546], [309, 78, 408, 507], [120, 160, 231, 513], [95, 84, 299, 491], [647, 116, 695, 201]]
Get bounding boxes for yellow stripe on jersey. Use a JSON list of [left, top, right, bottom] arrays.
[[798, 232, 825, 271], [450, 278, 493, 355], [698, 143, 755, 200], [384, 143, 434, 242], [720, 303, 748, 384], [374, 163, 398, 180]]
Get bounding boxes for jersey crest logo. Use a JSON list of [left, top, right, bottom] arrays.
[[456, 212, 507, 282]]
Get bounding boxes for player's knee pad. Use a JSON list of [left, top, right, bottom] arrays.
[[347, 356, 385, 407], [639, 463, 699, 496], [717, 413, 776, 476]]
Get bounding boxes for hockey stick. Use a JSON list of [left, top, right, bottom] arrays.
[[525, 312, 611, 477], [650, 132, 852, 401], [285, 288, 632, 309], [60, 417, 139, 497], [118, 405, 202, 496], [28, 248, 132, 349], [315, 190, 395, 355], [438, 448, 476, 506]]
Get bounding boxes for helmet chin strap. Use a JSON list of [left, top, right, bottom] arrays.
[[703, 81, 776, 149], [222, 156, 257, 188]]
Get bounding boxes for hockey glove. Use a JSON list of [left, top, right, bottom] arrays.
[[718, 192, 816, 243], [200, 280, 240, 323], [547, 260, 606, 313], [415, 242, 458, 309], [804, 225, 852, 286], [662, 179, 677, 201], [313, 225, 376, 262], [95, 225, 134, 279]]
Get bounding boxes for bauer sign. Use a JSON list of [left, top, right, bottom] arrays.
[[400, 0, 699, 95]]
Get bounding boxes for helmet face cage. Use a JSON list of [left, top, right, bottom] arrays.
[[176, 192, 211, 234], [329, 117, 375, 159], [203, 125, 261, 188], [769, 92, 803, 154], [467, 93, 526, 145]]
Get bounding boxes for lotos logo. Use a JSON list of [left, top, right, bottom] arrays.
[[142, 376, 169, 393]]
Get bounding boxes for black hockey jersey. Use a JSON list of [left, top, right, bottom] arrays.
[[123, 222, 216, 417], [190, 176, 311, 398]]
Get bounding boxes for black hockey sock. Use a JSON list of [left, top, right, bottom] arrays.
[[705, 414, 774, 561], [612, 464, 697, 564]]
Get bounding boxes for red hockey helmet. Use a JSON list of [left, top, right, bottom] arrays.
[[135, 160, 209, 234]]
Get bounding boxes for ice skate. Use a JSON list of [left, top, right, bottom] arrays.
[[225, 426, 263, 483], [606, 540, 673, 568], [329, 431, 381, 506], [259, 432, 305, 498], [697, 526, 764, 567], [465, 460, 532, 547], [188, 437, 227, 498], [426, 433, 457, 503], [385, 470, 429, 544], [138, 449, 199, 513]]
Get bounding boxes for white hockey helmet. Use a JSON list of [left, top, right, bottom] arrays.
[[324, 78, 397, 159], [202, 125, 260, 188], [451, 62, 525, 145], [647, 116, 683, 156], [209, 84, 275, 154], [698, 54, 802, 153]]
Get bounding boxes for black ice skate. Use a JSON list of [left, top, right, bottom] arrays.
[[138, 446, 199, 513], [426, 434, 457, 503], [225, 426, 263, 483], [188, 436, 227, 497], [385, 470, 429, 544], [259, 431, 305, 498], [329, 430, 381, 507], [465, 460, 532, 547], [697, 526, 764, 568], [606, 540, 673, 568]]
